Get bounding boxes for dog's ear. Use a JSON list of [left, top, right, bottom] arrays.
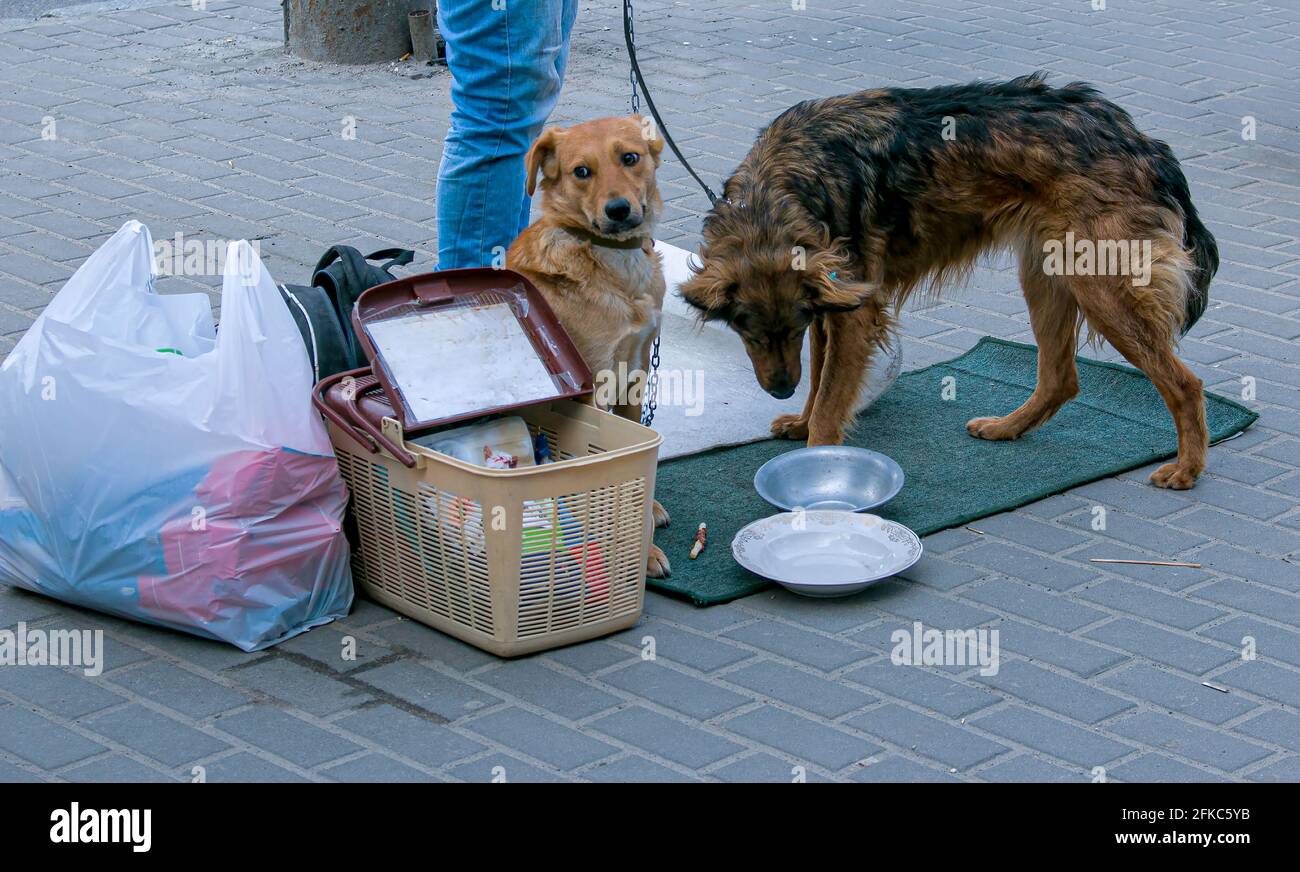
[[801, 246, 875, 312], [678, 261, 734, 320], [525, 128, 563, 196], [631, 114, 666, 166]]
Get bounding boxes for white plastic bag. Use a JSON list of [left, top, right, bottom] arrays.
[[0, 221, 352, 651]]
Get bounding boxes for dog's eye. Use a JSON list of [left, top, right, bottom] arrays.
[[621, 152, 640, 166], [573, 166, 591, 179]]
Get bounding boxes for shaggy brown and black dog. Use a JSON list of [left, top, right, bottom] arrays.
[[680, 74, 1218, 489]]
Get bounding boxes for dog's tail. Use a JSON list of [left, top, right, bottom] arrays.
[[1154, 148, 1218, 334], [1179, 206, 1218, 334]]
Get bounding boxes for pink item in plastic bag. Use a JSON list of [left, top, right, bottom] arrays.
[[138, 448, 350, 642]]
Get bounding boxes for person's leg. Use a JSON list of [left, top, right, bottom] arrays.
[[512, 0, 580, 235], [513, 0, 579, 235], [436, 0, 577, 269]]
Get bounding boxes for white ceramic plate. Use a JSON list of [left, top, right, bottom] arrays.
[[731, 511, 923, 598]]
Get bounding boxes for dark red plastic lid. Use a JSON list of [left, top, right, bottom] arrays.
[[352, 268, 593, 433]]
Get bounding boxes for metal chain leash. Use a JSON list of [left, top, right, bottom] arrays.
[[627, 0, 661, 428], [628, 0, 641, 115], [641, 335, 660, 427]]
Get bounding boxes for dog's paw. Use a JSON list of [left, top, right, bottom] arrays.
[[647, 543, 671, 578], [652, 499, 670, 529], [770, 414, 809, 440], [1150, 462, 1199, 490], [966, 415, 1022, 441]]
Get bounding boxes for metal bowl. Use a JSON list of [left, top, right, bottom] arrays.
[[754, 446, 905, 513]]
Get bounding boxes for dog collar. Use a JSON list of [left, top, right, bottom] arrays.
[[568, 227, 651, 251]]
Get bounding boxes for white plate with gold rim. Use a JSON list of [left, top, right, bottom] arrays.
[[731, 511, 922, 598]]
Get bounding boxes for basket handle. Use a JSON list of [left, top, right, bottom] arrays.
[[341, 376, 419, 469], [312, 368, 380, 453]]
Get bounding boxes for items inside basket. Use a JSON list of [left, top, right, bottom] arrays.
[[410, 415, 543, 469]]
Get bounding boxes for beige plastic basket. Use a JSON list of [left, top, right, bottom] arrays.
[[327, 399, 660, 656]]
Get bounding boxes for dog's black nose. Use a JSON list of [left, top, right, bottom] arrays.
[[766, 374, 796, 400], [604, 198, 632, 221]]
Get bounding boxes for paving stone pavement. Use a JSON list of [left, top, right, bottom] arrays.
[[1, 0, 1299, 782]]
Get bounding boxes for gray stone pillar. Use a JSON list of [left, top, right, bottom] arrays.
[[286, 0, 434, 65]]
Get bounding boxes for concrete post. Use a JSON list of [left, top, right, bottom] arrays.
[[286, 0, 433, 64]]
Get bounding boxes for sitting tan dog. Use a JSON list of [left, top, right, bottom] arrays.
[[507, 116, 672, 578]]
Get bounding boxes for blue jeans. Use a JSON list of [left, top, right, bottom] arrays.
[[436, 0, 579, 269]]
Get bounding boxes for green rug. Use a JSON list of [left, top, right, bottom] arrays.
[[650, 337, 1258, 605]]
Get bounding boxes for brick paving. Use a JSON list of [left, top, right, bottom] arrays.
[[1, 0, 1298, 782]]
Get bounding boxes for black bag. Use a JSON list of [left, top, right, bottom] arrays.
[[278, 246, 414, 382]]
